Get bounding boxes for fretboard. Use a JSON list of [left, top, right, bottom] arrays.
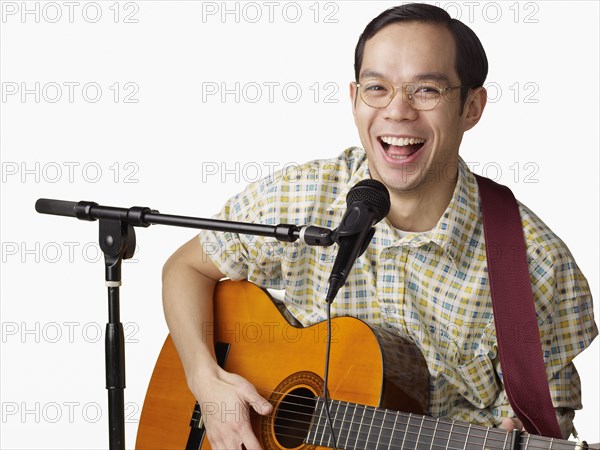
[[305, 397, 578, 450]]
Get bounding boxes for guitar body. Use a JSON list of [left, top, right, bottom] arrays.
[[136, 280, 430, 449]]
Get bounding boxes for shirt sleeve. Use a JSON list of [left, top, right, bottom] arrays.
[[198, 175, 285, 289], [488, 233, 597, 439], [529, 240, 597, 407]]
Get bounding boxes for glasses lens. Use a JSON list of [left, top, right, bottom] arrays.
[[360, 78, 393, 108], [407, 82, 442, 111]]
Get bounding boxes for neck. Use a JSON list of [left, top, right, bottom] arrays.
[[306, 397, 575, 450], [385, 172, 458, 232]]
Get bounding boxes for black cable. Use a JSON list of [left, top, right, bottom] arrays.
[[322, 301, 339, 450]]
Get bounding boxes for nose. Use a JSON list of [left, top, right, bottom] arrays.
[[385, 88, 418, 121]]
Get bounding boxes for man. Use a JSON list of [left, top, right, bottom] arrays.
[[162, 3, 597, 449]]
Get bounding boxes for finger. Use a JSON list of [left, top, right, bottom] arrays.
[[500, 417, 525, 432], [239, 383, 273, 415], [248, 395, 273, 416], [223, 372, 274, 415], [239, 427, 263, 450], [206, 416, 261, 450]]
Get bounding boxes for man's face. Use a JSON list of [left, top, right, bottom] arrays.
[[351, 22, 476, 195]]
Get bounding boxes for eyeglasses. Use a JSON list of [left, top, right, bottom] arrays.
[[356, 78, 466, 111]]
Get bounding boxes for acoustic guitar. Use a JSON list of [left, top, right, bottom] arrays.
[[136, 280, 588, 449]]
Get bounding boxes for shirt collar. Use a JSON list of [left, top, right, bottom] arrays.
[[427, 157, 481, 268], [327, 151, 371, 212], [327, 154, 480, 269]]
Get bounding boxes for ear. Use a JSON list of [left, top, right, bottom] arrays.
[[462, 87, 487, 132]]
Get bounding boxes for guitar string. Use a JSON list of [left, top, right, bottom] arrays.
[[246, 394, 567, 450], [260, 405, 520, 450], [256, 411, 563, 450], [255, 415, 558, 450], [192, 386, 565, 450]]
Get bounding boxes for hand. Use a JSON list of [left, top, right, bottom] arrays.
[[190, 367, 273, 449], [500, 416, 526, 433]]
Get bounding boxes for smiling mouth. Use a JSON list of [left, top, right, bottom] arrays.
[[379, 136, 426, 159]]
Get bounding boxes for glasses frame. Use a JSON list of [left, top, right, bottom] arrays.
[[355, 78, 467, 111]]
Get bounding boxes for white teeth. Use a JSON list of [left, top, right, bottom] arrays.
[[381, 136, 425, 147]]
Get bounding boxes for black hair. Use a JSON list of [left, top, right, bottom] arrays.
[[354, 3, 488, 111]]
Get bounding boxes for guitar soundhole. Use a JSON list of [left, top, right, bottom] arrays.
[[273, 387, 316, 448]]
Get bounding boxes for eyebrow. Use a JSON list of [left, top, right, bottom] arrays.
[[359, 70, 452, 84]]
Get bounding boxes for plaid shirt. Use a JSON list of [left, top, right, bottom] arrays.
[[199, 147, 597, 434]]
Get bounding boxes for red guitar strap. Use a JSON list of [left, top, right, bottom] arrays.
[[475, 174, 562, 439]]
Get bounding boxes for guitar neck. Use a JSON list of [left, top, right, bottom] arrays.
[[305, 397, 579, 450]]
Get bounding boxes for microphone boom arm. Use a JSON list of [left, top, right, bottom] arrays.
[[35, 198, 335, 246]]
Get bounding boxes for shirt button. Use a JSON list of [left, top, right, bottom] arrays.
[[384, 306, 397, 315]]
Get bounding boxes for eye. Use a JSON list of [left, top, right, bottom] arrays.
[[362, 80, 390, 94], [412, 83, 442, 95]]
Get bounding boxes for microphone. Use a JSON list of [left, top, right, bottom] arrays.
[[326, 179, 390, 303]]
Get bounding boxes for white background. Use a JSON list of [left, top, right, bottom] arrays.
[[1, 1, 598, 448]]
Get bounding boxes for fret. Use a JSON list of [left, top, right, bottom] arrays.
[[519, 432, 586, 450], [400, 413, 412, 449], [325, 400, 342, 449], [344, 402, 359, 450], [365, 405, 377, 448], [445, 421, 454, 450], [307, 400, 580, 450], [415, 415, 435, 449], [430, 419, 452, 450], [428, 418, 439, 450], [387, 411, 397, 450], [373, 408, 392, 450], [447, 421, 471, 450], [337, 402, 351, 449], [305, 399, 578, 450], [374, 409, 388, 450], [521, 433, 577, 450], [482, 427, 510, 450], [463, 424, 488, 448], [358, 405, 376, 448], [414, 415, 425, 448], [463, 424, 471, 450], [389, 410, 406, 450], [316, 398, 327, 447], [354, 403, 367, 448]]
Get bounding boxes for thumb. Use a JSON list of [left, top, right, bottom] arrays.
[[246, 391, 273, 416]]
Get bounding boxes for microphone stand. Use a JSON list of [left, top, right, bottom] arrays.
[[34, 198, 334, 450]]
